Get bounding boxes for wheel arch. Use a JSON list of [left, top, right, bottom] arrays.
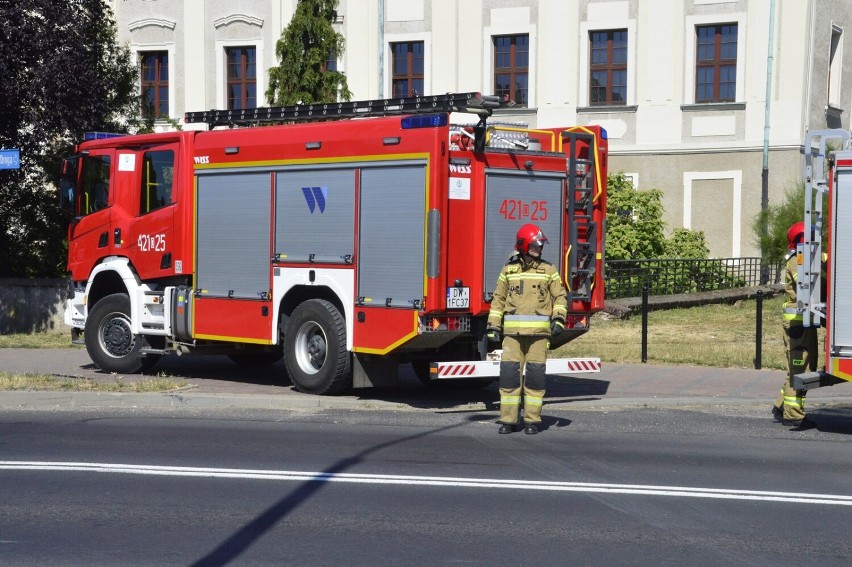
[[84, 257, 145, 332], [279, 284, 348, 347]]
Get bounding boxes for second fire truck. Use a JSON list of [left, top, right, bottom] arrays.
[[61, 93, 608, 395], [793, 129, 852, 392]]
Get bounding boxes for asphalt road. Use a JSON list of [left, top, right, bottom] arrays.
[[2, 405, 851, 566]]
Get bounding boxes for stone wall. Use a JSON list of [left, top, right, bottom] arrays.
[[0, 278, 69, 334]]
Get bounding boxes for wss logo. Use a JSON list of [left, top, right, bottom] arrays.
[[302, 186, 328, 213]]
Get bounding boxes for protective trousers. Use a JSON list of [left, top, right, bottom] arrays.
[[774, 323, 818, 421], [498, 335, 548, 425]]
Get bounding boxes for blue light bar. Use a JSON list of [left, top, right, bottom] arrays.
[[400, 113, 448, 129], [83, 132, 127, 140]]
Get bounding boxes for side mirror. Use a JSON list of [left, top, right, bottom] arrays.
[[59, 157, 78, 215]]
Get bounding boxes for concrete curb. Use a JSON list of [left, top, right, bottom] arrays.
[[3, 390, 852, 413]]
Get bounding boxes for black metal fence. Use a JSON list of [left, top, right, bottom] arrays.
[[604, 257, 781, 299]]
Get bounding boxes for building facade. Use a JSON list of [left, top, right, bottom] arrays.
[[111, 0, 852, 258]]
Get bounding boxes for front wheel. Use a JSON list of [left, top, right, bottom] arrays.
[[84, 293, 145, 373], [284, 299, 351, 395]]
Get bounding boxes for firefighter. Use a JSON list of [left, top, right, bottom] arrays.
[[486, 223, 568, 435], [772, 221, 822, 429]]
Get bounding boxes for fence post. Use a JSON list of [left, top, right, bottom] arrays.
[[641, 285, 649, 363], [754, 289, 763, 369]]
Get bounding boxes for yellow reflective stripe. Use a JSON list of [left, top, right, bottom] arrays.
[[497, 273, 508, 282], [504, 323, 550, 330], [504, 314, 550, 322], [488, 309, 503, 318], [501, 396, 521, 405], [783, 395, 805, 408], [505, 273, 549, 282], [525, 396, 544, 406]]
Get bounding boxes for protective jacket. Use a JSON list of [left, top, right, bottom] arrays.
[[782, 250, 827, 326], [487, 256, 568, 336]]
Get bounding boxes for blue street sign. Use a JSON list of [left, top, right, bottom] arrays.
[[0, 149, 21, 170]]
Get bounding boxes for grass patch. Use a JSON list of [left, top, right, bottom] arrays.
[[0, 371, 186, 393], [554, 295, 812, 370], [0, 333, 78, 349]]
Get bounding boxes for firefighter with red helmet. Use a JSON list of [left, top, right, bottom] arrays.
[[773, 221, 823, 429], [486, 223, 568, 435]]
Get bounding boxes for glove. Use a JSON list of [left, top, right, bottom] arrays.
[[550, 319, 565, 336], [486, 327, 502, 344]]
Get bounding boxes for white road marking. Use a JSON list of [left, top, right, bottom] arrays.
[[2, 461, 851, 506]]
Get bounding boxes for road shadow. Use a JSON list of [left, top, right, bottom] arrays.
[[189, 421, 467, 566], [68, 352, 612, 415], [117, 355, 611, 412], [805, 406, 852, 435]]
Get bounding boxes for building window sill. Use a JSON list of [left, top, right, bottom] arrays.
[[577, 105, 638, 114], [681, 102, 745, 111]]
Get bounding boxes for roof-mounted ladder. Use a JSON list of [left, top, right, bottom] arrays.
[[184, 92, 509, 129]]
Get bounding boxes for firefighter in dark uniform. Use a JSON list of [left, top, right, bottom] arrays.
[[486, 224, 568, 435], [773, 221, 823, 429]]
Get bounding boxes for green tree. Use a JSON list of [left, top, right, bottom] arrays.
[[605, 172, 666, 259], [266, 0, 352, 105], [0, 0, 141, 277], [752, 182, 821, 270]]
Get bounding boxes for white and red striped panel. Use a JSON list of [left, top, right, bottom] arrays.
[[430, 357, 601, 379]]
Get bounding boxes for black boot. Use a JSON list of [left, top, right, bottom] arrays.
[[523, 423, 538, 435], [498, 423, 515, 434]]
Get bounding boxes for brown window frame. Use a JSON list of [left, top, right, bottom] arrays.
[[695, 23, 737, 103], [226, 46, 257, 110], [391, 41, 424, 97], [493, 34, 529, 107], [140, 51, 169, 118], [589, 29, 627, 106]]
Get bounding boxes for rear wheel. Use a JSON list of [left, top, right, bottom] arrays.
[[284, 300, 351, 395], [84, 293, 145, 373]]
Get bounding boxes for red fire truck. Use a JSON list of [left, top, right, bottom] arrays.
[[60, 93, 607, 395], [793, 129, 852, 390]]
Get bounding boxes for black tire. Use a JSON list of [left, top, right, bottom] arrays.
[[412, 360, 494, 390], [84, 293, 145, 373], [284, 299, 351, 395]]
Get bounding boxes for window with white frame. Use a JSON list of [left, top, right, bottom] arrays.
[[695, 23, 737, 103], [590, 29, 627, 106], [226, 46, 257, 110], [829, 25, 843, 108], [140, 51, 169, 118], [493, 34, 529, 106]]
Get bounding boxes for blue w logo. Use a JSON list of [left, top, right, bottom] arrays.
[[301, 186, 328, 214]]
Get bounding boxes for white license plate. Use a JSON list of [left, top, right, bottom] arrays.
[[446, 286, 470, 309]]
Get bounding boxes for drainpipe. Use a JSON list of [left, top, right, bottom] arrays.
[[378, 0, 385, 97], [760, 0, 776, 284]]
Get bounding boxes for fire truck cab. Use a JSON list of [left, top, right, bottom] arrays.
[[60, 93, 607, 395]]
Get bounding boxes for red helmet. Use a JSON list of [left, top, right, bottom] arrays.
[[787, 221, 805, 250], [515, 223, 548, 256]]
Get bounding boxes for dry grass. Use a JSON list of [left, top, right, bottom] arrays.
[[554, 295, 813, 370], [0, 371, 186, 393], [0, 333, 78, 349]]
